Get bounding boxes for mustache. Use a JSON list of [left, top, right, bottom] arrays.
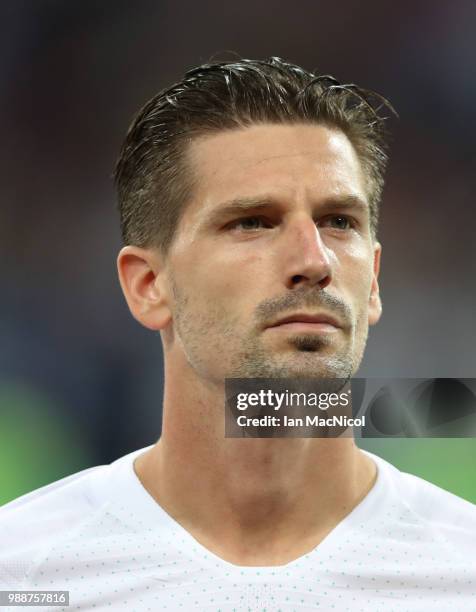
[[255, 288, 352, 328]]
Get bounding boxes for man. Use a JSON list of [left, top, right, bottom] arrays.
[[1, 57, 475, 611]]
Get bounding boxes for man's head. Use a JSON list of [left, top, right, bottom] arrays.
[[116, 57, 394, 382]]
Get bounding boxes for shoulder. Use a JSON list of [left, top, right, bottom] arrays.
[[367, 450, 476, 549], [0, 463, 107, 589], [398, 466, 476, 526]]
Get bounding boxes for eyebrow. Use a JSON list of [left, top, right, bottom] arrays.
[[206, 194, 369, 223]]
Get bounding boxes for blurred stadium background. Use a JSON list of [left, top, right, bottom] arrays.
[[1, 0, 475, 504]]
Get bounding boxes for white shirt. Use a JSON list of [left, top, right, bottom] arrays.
[[0, 445, 475, 611]]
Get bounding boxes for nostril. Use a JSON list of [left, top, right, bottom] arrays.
[[290, 273, 331, 290]]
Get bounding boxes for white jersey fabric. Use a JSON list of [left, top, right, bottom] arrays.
[[0, 445, 475, 612]]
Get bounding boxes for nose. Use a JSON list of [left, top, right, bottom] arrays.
[[283, 215, 332, 290]]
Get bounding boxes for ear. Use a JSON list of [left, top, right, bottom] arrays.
[[368, 242, 382, 326], [116, 245, 172, 331]]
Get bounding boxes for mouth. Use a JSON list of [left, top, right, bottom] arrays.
[[266, 312, 342, 333]]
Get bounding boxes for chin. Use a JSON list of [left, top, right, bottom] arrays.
[[264, 354, 354, 380]]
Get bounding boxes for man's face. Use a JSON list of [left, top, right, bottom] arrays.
[[162, 123, 381, 382]]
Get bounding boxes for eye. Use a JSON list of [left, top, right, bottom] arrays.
[[319, 215, 354, 230], [228, 216, 271, 231]]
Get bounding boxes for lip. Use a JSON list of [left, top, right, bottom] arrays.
[[267, 312, 342, 330]]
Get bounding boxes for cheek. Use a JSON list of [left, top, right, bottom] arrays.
[[337, 246, 374, 313], [174, 245, 267, 312]]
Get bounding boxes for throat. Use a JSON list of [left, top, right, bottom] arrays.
[[133, 439, 377, 567]]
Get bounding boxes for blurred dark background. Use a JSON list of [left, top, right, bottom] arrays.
[[1, 0, 475, 503]]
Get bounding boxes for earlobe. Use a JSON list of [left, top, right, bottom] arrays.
[[116, 245, 172, 331]]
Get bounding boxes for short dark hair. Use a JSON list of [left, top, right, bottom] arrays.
[[114, 56, 396, 254]]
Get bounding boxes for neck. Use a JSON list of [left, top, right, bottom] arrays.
[[134, 361, 376, 566]]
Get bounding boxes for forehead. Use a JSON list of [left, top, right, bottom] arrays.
[[184, 123, 368, 221]]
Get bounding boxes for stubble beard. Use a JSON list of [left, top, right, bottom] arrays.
[[227, 330, 357, 380], [171, 278, 367, 384]]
